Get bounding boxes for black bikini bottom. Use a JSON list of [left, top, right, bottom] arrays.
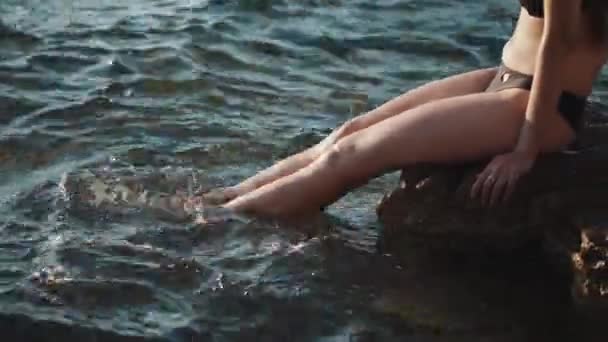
[[485, 63, 587, 132]]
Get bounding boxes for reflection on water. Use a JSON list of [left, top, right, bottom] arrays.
[[1, 0, 606, 341]]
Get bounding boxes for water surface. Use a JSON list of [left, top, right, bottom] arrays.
[[1, 0, 606, 341]]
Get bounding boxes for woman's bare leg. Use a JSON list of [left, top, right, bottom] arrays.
[[223, 89, 573, 217], [207, 67, 498, 203]]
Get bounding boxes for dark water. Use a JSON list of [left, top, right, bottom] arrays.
[[1, 0, 607, 341]]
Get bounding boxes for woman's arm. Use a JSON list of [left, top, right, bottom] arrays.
[[471, 0, 583, 206], [515, 0, 582, 153]]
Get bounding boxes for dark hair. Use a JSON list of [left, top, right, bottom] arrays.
[[586, 0, 608, 42]]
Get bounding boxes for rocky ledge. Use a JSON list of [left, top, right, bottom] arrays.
[[377, 101, 608, 320]]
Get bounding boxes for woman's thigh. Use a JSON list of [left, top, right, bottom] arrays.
[[353, 67, 499, 127], [327, 89, 572, 183], [316, 67, 499, 152]]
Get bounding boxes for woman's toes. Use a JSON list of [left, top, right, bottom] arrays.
[[200, 188, 238, 205]]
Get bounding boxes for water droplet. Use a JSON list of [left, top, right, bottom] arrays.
[[54, 265, 65, 275], [216, 273, 224, 289]]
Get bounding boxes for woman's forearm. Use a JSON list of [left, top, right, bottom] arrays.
[[514, 41, 569, 154], [515, 0, 579, 153]]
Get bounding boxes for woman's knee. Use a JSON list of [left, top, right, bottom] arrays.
[[318, 138, 359, 171], [314, 117, 364, 154], [317, 136, 392, 188], [338, 117, 368, 141], [344, 117, 362, 131]]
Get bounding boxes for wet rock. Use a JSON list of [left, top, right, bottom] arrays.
[[377, 101, 608, 318], [559, 215, 608, 316]]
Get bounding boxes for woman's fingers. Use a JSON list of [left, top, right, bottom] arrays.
[[480, 171, 499, 206], [471, 164, 496, 200], [470, 173, 485, 199], [488, 174, 509, 207], [469, 154, 529, 207], [502, 171, 520, 203]]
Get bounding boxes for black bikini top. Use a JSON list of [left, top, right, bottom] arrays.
[[519, 0, 544, 18], [520, 0, 591, 18]]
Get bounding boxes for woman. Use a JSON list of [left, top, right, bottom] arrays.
[[196, 0, 608, 219]]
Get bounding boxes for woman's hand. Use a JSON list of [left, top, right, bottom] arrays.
[[470, 149, 537, 207]]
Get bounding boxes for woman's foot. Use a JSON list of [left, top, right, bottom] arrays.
[[198, 186, 241, 205], [184, 196, 244, 224]]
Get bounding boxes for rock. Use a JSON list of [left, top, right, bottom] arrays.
[[377, 101, 608, 318], [566, 215, 608, 314], [376, 162, 540, 255]]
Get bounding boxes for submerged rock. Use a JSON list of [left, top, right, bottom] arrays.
[[377, 101, 608, 320]]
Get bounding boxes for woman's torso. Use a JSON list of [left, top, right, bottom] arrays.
[[502, 4, 608, 96]]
